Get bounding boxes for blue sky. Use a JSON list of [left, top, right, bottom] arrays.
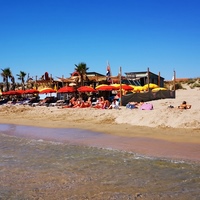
[[0, 0, 199, 82]]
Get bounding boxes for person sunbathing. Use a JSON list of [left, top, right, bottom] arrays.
[[108, 99, 120, 109], [178, 101, 191, 109], [61, 97, 77, 108], [126, 100, 144, 109], [37, 97, 50, 106], [72, 97, 85, 108], [103, 100, 111, 109], [79, 97, 92, 108], [126, 101, 139, 109], [93, 97, 105, 109]]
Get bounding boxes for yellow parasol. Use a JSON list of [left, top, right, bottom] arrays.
[[95, 84, 109, 89], [133, 86, 144, 92], [152, 87, 167, 92], [39, 88, 56, 94], [143, 83, 159, 90]]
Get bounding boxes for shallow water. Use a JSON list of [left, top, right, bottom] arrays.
[[0, 125, 200, 199]]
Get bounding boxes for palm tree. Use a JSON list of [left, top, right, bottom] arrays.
[[16, 71, 27, 90], [1, 67, 13, 91], [74, 62, 89, 86], [10, 76, 16, 90]]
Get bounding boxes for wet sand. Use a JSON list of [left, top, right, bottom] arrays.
[[1, 124, 200, 163]]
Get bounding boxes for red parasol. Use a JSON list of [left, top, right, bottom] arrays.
[[2, 90, 22, 95], [24, 89, 39, 94], [118, 84, 133, 90], [16, 89, 25, 94], [57, 86, 76, 93], [77, 86, 96, 93]]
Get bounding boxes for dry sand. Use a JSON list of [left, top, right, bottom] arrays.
[[0, 84, 200, 161]]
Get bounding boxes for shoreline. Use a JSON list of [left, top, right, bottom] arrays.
[[0, 86, 200, 162], [0, 105, 200, 143], [1, 117, 200, 144], [1, 122, 200, 163], [0, 105, 200, 162]]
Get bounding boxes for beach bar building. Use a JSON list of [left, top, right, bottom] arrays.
[[124, 70, 165, 87], [121, 69, 175, 105]]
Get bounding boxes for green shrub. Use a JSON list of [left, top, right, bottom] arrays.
[[187, 79, 196, 84], [191, 83, 200, 88], [171, 83, 183, 90], [176, 83, 183, 89]]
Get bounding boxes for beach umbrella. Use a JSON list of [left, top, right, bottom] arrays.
[[122, 84, 135, 90], [143, 83, 159, 90], [16, 89, 25, 95], [24, 89, 39, 94], [77, 86, 96, 93], [152, 87, 167, 92], [57, 86, 76, 93], [39, 88, 56, 94], [111, 84, 133, 90], [110, 84, 119, 87], [95, 84, 109, 89], [2, 90, 22, 95], [95, 85, 118, 91], [133, 86, 144, 92]]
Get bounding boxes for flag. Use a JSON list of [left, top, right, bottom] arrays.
[[106, 61, 111, 76], [106, 61, 112, 82]]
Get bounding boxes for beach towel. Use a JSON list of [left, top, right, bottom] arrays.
[[140, 103, 153, 110]]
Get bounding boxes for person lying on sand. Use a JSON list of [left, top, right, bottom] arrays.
[[126, 100, 144, 109], [126, 101, 138, 109], [61, 97, 77, 108], [79, 97, 92, 108], [108, 99, 120, 109], [178, 101, 191, 109], [93, 97, 110, 109]]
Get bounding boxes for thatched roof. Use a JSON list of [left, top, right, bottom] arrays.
[[55, 77, 78, 83], [35, 79, 54, 84]]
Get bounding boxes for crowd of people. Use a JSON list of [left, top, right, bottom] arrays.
[[0, 92, 192, 111], [61, 94, 121, 109]]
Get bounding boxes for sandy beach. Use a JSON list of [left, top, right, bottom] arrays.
[[1, 85, 200, 199], [0, 85, 200, 161]]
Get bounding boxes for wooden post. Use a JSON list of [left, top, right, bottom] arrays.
[[119, 66, 122, 106], [35, 76, 38, 90], [62, 75, 64, 87], [147, 67, 150, 91], [173, 70, 176, 90], [158, 72, 160, 87]]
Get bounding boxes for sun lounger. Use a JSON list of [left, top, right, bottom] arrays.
[[49, 100, 65, 107]]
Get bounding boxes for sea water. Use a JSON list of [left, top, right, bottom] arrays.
[[0, 124, 200, 200]]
